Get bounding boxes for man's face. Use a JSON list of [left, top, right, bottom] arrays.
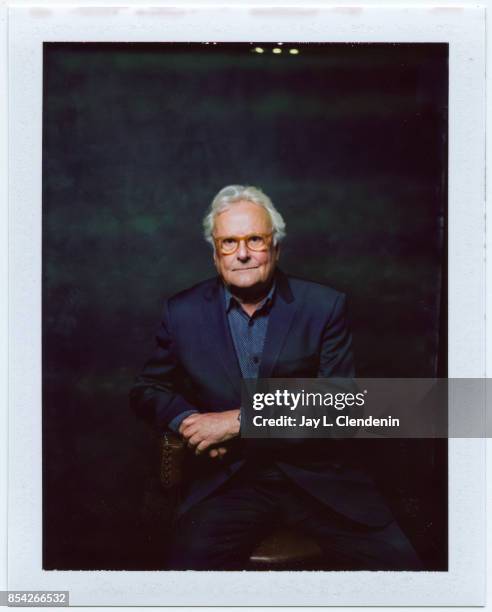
[[213, 200, 279, 292]]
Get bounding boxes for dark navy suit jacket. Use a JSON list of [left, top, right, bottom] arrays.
[[131, 270, 392, 526]]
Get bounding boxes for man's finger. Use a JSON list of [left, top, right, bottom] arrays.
[[181, 424, 199, 440], [188, 433, 204, 448], [179, 414, 201, 429], [182, 414, 200, 426], [195, 439, 211, 455], [208, 446, 227, 459], [182, 420, 206, 437], [180, 415, 201, 433]]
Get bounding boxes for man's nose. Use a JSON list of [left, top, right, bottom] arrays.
[[236, 240, 250, 261]]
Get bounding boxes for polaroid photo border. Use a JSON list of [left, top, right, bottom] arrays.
[[6, 3, 486, 607]]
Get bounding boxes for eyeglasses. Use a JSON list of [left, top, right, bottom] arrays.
[[213, 232, 273, 255]]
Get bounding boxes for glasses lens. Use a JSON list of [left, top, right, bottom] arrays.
[[246, 235, 267, 251], [220, 237, 239, 254]]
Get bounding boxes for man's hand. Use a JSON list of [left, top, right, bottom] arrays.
[[179, 410, 240, 456], [208, 446, 228, 459]]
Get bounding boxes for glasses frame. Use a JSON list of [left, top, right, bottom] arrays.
[[213, 232, 274, 256]]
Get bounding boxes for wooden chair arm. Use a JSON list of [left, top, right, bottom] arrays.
[[159, 431, 187, 490]]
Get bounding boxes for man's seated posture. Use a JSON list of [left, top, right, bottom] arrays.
[[131, 185, 421, 570]]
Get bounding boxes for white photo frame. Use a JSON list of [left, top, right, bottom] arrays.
[[6, 3, 486, 607]]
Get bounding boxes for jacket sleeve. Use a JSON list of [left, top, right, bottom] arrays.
[[317, 293, 362, 431], [130, 301, 200, 430], [318, 293, 356, 378]]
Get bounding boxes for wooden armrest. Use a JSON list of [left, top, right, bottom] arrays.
[[160, 431, 187, 490]]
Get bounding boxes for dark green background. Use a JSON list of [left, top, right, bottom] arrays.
[[43, 43, 448, 569]]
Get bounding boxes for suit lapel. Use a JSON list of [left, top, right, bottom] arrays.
[[259, 271, 298, 378], [202, 279, 242, 395]]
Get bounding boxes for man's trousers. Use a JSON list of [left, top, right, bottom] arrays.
[[167, 464, 422, 571]]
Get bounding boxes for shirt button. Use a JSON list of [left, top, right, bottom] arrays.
[[253, 356, 259, 364]]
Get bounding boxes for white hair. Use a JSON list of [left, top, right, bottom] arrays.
[[203, 185, 286, 248]]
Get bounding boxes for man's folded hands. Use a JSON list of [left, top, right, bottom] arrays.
[[178, 409, 241, 458]]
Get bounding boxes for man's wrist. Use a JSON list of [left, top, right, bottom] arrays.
[[231, 408, 241, 436]]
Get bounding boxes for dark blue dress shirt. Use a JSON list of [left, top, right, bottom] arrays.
[[224, 282, 275, 379]]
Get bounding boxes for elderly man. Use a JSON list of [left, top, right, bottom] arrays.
[[131, 185, 421, 570]]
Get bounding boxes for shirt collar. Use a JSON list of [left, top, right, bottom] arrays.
[[224, 280, 276, 313]]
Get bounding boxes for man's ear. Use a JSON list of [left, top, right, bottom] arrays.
[[213, 250, 219, 271]]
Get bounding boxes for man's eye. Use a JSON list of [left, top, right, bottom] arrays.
[[249, 235, 262, 243], [223, 238, 236, 245]]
